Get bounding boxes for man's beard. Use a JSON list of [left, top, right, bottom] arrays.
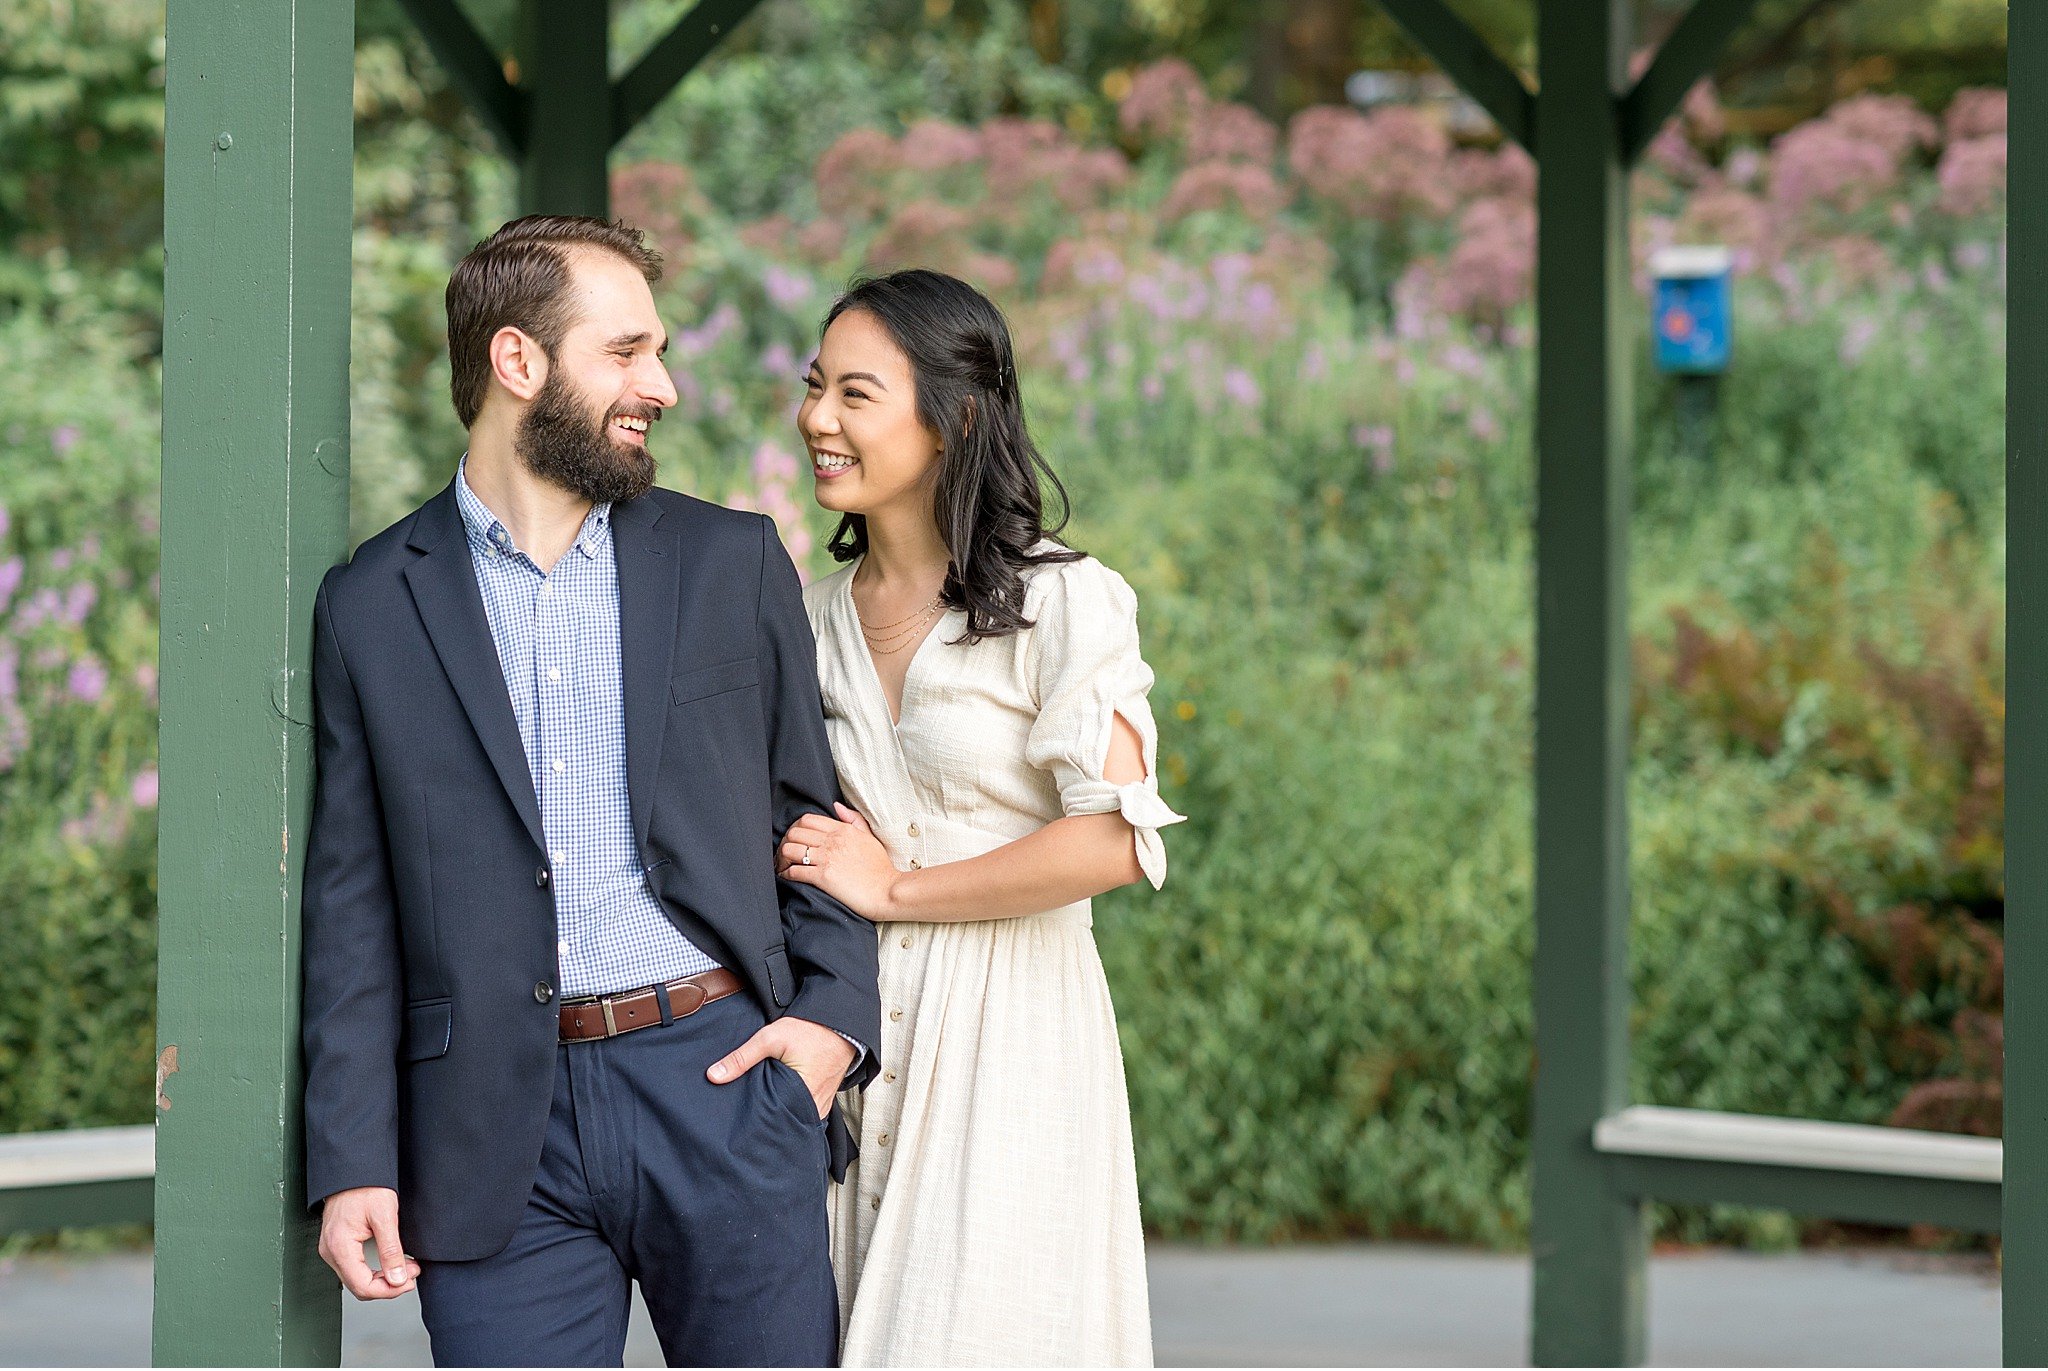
[[513, 369, 658, 505]]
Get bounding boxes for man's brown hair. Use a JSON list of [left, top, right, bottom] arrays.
[[445, 215, 664, 428]]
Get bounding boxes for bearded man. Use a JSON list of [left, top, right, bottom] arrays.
[[298, 215, 879, 1367]]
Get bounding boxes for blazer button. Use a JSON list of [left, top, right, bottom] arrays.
[[536, 865, 551, 888], [534, 982, 554, 1004]]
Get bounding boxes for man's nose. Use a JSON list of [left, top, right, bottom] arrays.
[[642, 358, 679, 410]]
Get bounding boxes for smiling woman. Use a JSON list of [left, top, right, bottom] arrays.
[[786, 269, 1183, 1367]]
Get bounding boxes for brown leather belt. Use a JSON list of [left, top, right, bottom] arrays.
[[558, 968, 741, 1043]]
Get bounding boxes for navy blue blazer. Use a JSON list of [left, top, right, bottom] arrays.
[[299, 480, 881, 1261]]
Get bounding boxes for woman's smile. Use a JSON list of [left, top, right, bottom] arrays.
[[810, 445, 860, 479]]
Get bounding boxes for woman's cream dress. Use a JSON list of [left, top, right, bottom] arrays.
[[804, 552, 1183, 1369]]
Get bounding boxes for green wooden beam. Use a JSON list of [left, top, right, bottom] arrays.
[[393, 0, 526, 159], [1618, 0, 1763, 163], [156, 0, 355, 1362], [1529, 0, 1643, 1364], [612, 0, 767, 148], [1605, 1156, 2001, 1234], [1373, 0, 1534, 151], [518, 0, 611, 216], [2008, 2, 2047, 1364]]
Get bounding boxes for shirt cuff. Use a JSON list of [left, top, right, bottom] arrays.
[[835, 1030, 868, 1083]]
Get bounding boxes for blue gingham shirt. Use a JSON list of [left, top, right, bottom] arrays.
[[457, 463, 718, 997]]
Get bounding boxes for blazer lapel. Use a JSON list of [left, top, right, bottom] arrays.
[[402, 483, 547, 853], [612, 491, 682, 850]]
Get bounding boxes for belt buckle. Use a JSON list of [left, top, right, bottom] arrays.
[[601, 999, 619, 1036]]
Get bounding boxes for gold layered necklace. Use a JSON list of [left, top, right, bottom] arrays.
[[855, 578, 946, 655]]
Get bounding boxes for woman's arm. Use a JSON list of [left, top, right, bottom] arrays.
[[780, 715, 1149, 922]]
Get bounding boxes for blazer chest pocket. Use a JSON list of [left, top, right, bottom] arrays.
[[403, 998, 453, 1062], [671, 656, 758, 706]]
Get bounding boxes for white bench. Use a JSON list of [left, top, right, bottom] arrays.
[[0, 1125, 155, 1234], [1594, 1105, 2002, 1183]]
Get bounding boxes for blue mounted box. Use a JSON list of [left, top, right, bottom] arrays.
[[1650, 245, 1733, 374]]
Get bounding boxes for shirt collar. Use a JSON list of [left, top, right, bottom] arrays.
[[456, 456, 612, 563]]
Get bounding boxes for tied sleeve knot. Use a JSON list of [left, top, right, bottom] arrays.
[[1060, 776, 1188, 891]]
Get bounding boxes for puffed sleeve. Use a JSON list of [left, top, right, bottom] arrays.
[[1023, 558, 1187, 889]]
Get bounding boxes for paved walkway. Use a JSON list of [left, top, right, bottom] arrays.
[[0, 1243, 2000, 1366]]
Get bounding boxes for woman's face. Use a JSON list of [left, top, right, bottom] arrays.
[[798, 309, 942, 519]]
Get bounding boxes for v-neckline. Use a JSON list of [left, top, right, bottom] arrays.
[[841, 557, 951, 731]]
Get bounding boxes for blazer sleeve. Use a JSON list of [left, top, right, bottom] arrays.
[[754, 516, 882, 1090], [300, 570, 405, 1208]]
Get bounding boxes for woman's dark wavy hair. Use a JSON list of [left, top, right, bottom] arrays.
[[821, 269, 1081, 642]]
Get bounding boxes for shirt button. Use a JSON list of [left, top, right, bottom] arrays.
[[889, 1008, 903, 1022], [534, 982, 554, 1003], [883, 1071, 897, 1084], [539, 582, 552, 596], [909, 859, 923, 869], [899, 935, 912, 949], [877, 1132, 890, 1146], [552, 850, 567, 866], [551, 759, 566, 774], [870, 1196, 881, 1210], [548, 667, 562, 683], [907, 822, 920, 837]]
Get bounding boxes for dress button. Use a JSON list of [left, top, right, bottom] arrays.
[[870, 1196, 881, 1210], [877, 1132, 890, 1146], [909, 859, 923, 869], [889, 1008, 903, 1022], [535, 866, 551, 888], [533, 982, 554, 1003], [899, 935, 912, 949], [883, 1071, 897, 1083], [907, 821, 920, 837]]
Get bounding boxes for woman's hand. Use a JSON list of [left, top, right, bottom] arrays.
[[779, 803, 906, 919]]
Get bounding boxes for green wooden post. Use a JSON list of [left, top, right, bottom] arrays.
[[1529, 0, 1645, 1364], [155, 0, 354, 1363], [518, 0, 611, 216], [2008, 3, 2044, 1365]]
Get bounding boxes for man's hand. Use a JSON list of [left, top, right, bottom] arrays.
[[707, 1016, 857, 1118], [317, 1186, 420, 1300]]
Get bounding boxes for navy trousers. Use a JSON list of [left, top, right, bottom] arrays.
[[415, 992, 838, 1367]]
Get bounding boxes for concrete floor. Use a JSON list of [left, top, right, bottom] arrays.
[[0, 1242, 2001, 1366]]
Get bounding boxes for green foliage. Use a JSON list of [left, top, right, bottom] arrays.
[[0, 308, 160, 1137]]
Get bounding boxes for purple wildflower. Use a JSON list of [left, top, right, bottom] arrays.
[[132, 769, 160, 808], [68, 657, 108, 704], [762, 265, 814, 310], [1222, 368, 1261, 408]]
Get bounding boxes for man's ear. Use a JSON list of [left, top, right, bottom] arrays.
[[489, 326, 548, 403]]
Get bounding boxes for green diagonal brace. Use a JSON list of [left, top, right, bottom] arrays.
[[1619, 0, 1762, 163], [394, 0, 527, 159], [1373, 0, 1534, 151], [611, 0, 768, 147]]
